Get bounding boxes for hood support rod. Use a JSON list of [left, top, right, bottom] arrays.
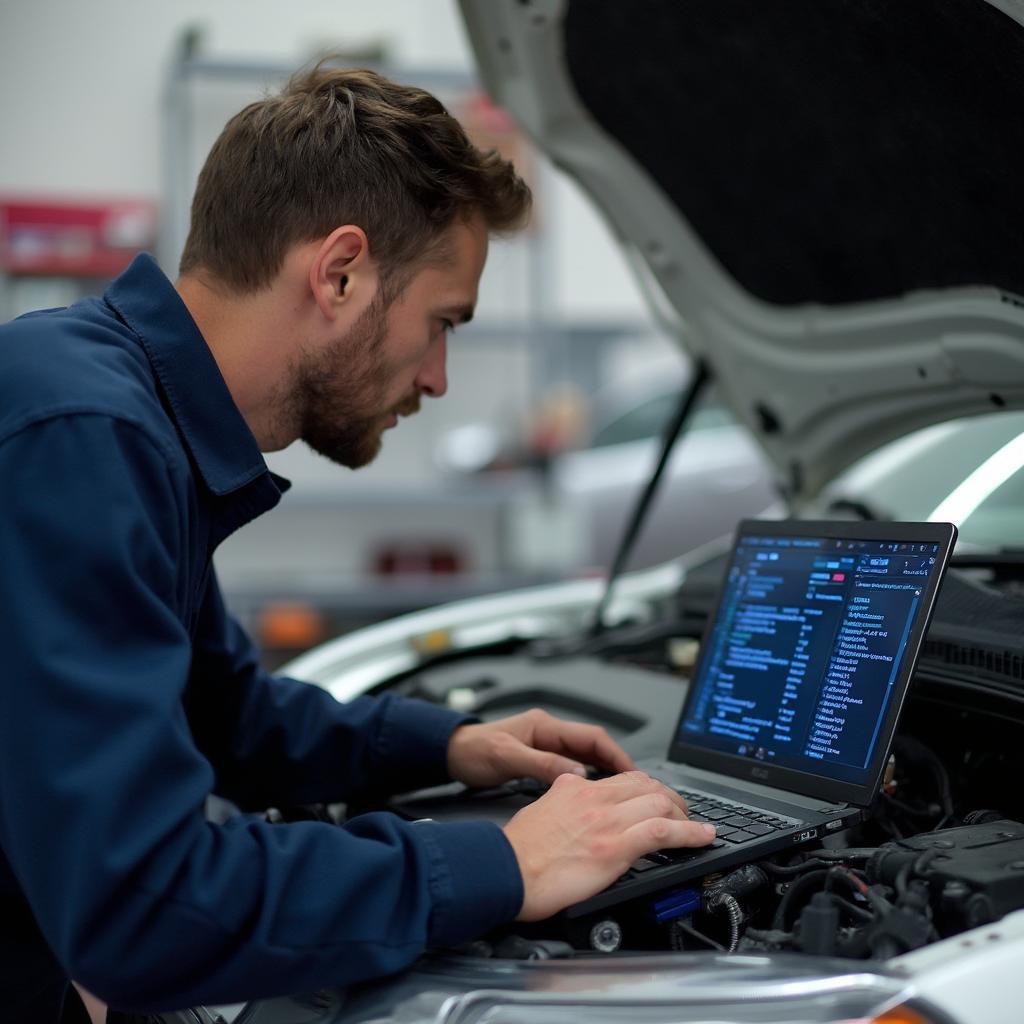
[[591, 358, 712, 636]]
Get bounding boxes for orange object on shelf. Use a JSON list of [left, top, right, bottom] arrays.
[[258, 603, 326, 650]]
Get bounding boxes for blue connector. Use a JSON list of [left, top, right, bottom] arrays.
[[652, 886, 702, 924]]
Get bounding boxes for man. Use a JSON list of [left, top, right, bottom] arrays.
[[0, 66, 715, 1021]]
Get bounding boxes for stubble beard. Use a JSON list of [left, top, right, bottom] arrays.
[[290, 294, 420, 469]]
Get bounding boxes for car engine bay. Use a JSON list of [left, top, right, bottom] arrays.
[[284, 558, 1024, 966]]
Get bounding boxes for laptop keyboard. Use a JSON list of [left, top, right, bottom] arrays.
[[640, 787, 797, 867]]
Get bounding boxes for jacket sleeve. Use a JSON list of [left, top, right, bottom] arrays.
[[186, 573, 474, 810], [0, 415, 523, 1012]]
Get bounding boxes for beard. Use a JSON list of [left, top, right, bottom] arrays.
[[289, 294, 421, 469]]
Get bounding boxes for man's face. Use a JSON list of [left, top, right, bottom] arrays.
[[292, 217, 487, 468]]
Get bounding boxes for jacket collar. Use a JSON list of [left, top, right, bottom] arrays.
[[104, 253, 289, 499]]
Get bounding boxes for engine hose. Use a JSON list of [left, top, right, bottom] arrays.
[[772, 869, 830, 932], [708, 892, 743, 953]]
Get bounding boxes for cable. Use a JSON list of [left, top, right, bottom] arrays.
[[764, 859, 833, 877], [671, 919, 726, 952], [772, 869, 830, 932], [764, 849, 875, 877], [829, 893, 874, 922], [825, 866, 874, 907], [895, 849, 940, 899], [707, 892, 743, 952], [814, 848, 877, 861]]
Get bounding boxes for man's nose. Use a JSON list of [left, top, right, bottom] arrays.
[[416, 336, 448, 398]]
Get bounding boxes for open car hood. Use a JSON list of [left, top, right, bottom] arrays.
[[459, 0, 1024, 500]]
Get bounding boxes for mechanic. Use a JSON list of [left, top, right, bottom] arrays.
[[0, 66, 716, 1022]]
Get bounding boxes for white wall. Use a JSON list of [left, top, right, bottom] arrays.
[[0, 0, 474, 197]]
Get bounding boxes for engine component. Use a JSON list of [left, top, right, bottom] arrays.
[[799, 892, 840, 956], [706, 892, 743, 953], [589, 919, 623, 953], [703, 863, 769, 902], [651, 886, 701, 924], [868, 818, 1024, 933]]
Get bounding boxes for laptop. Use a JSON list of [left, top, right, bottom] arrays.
[[565, 518, 957, 918]]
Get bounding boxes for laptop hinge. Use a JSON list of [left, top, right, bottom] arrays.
[[648, 760, 854, 813]]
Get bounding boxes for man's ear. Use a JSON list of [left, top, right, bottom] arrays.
[[308, 225, 373, 320]]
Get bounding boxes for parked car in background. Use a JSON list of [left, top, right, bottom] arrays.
[[439, 362, 780, 572]]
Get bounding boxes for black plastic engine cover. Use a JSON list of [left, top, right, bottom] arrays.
[[869, 819, 1024, 930]]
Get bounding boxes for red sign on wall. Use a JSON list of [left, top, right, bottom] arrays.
[[0, 197, 157, 278]]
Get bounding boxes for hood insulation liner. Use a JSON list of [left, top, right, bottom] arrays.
[[564, 0, 1024, 306]]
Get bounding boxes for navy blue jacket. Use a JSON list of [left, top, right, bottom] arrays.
[[0, 255, 523, 1018]]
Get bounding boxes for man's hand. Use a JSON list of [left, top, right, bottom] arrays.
[[72, 984, 106, 1024], [503, 771, 716, 921], [446, 709, 634, 788]]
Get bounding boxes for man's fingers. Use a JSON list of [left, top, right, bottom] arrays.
[[538, 754, 588, 783], [597, 771, 689, 815], [612, 791, 692, 832], [510, 741, 587, 784], [529, 714, 635, 773], [622, 816, 717, 863]]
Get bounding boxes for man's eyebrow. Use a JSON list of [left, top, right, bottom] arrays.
[[444, 304, 474, 325]]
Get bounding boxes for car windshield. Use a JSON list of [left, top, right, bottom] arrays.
[[589, 387, 737, 449], [821, 410, 1024, 551]]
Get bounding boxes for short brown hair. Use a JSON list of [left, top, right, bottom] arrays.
[[179, 64, 532, 292]]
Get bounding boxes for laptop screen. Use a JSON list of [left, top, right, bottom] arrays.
[[673, 521, 955, 795]]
